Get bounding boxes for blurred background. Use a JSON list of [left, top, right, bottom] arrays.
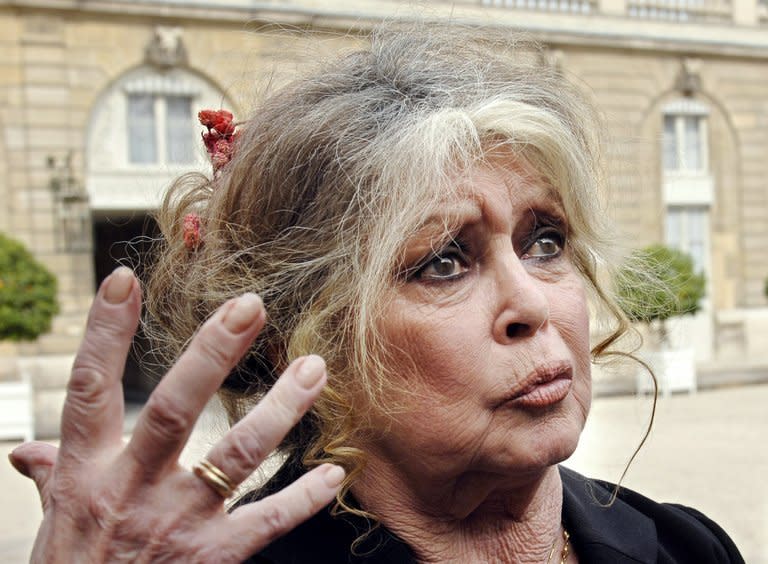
[[0, 0, 766, 561]]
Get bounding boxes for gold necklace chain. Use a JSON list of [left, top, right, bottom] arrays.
[[546, 528, 570, 564]]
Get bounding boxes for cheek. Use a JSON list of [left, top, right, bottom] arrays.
[[378, 299, 490, 402], [550, 277, 590, 351], [549, 279, 592, 392], [559, 303, 590, 362], [552, 281, 592, 412]]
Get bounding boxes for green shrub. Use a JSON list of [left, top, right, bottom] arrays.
[[0, 233, 60, 341], [616, 244, 706, 344]]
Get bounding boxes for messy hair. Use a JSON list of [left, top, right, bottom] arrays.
[[144, 23, 630, 510]]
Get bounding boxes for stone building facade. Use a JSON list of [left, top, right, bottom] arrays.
[[1, 0, 767, 435]]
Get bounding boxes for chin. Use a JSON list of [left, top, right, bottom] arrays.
[[532, 434, 581, 471], [547, 431, 582, 466], [496, 413, 585, 474]]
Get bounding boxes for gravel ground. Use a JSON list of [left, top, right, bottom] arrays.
[[2, 384, 765, 562], [565, 383, 768, 564]]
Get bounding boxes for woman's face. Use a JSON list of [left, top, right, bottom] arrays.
[[371, 157, 592, 494]]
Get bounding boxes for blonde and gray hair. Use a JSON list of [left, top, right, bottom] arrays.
[[144, 23, 626, 504]]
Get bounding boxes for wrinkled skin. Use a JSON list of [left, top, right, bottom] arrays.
[[353, 160, 589, 562], [9, 267, 343, 563]]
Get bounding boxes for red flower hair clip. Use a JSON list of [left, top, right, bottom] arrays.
[[183, 109, 240, 252], [183, 213, 202, 251], [198, 109, 240, 175]]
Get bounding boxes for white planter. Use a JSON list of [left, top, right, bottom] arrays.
[[16, 354, 74, 438], [636, 348, 697, 397], [0, 373, 34, 441]]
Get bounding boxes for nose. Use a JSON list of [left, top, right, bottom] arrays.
[[491, 253, 550, 343]]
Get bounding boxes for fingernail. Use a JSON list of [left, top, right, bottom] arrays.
[[222, 293, 262, 334], [296, 355, 325, 388], [8, 452, 30, 478], [323, 464, 345, 488], [104, 267, 134, 304]]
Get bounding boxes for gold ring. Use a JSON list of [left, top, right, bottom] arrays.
[[192, 458, 236, 498]]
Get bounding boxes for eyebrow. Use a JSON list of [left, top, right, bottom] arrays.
[[395, 200, 482, 266], [411, 200, 483, 248], [420, 200, 483, 233]]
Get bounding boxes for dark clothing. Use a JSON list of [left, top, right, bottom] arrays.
[[558, 467, 743, 563], [246, 465, 744, 563]]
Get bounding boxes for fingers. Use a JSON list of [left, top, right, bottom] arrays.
[[227, 463, 345, 557], [9, 442, 58, 506], [201, 355, 327, 492], [59, 267, 139, 461], [127, 293, 266, 473]]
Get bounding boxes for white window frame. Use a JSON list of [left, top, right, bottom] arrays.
[[662, 99, 710, 175], [665, 205, 710, 276], [661, 99, 714, 305], [661, 99, 714, 206], [124, 76, 199, 168]]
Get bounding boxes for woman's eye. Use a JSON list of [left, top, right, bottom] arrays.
[[523, 230, 564, 259], [414, 246, 470, 281]]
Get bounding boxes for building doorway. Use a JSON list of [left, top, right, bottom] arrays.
[[92, 213, 163, 403]]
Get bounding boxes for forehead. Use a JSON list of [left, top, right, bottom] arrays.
[[420, 159, 564, 232]]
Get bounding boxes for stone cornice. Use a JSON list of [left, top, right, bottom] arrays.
[[6, 0, 768, 59]]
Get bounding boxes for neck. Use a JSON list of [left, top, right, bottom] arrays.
[[353, 461, 566, 563]]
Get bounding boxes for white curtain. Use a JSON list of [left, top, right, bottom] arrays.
[[165, 96, 194, 164], [127, 94, 157, 164]]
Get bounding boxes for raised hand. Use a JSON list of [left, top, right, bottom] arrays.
[[9, 267, 344, 563]]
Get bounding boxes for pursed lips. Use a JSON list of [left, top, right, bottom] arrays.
[[494, 361, 574, 409]]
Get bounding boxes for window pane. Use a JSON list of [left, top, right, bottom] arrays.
[[127, 94, 157, 164], [687, 207, 706, 274], [683, 116, 702, 170], [666, 207, 682, 248], [666, 206, 707, 276], [165, 96, 194, 164], [662, 115, 677, 171]]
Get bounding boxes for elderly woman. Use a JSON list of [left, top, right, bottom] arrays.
[[11, 25, 743, 563]]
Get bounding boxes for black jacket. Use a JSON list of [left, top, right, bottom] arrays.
[[246, 465, 744, 563]]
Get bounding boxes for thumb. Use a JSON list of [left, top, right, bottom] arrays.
[[9, 442, 58, 505]]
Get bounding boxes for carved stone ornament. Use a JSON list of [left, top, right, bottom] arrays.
[[675, 57, 702, 97], [145, 26, 188, 69]]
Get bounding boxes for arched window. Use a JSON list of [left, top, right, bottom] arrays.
[[86, 67, 231, 210]]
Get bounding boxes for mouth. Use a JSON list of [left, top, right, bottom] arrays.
[[500, 362, 573, 409]]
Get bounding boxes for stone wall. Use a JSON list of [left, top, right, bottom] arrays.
[[1, 1, 767, 436]]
